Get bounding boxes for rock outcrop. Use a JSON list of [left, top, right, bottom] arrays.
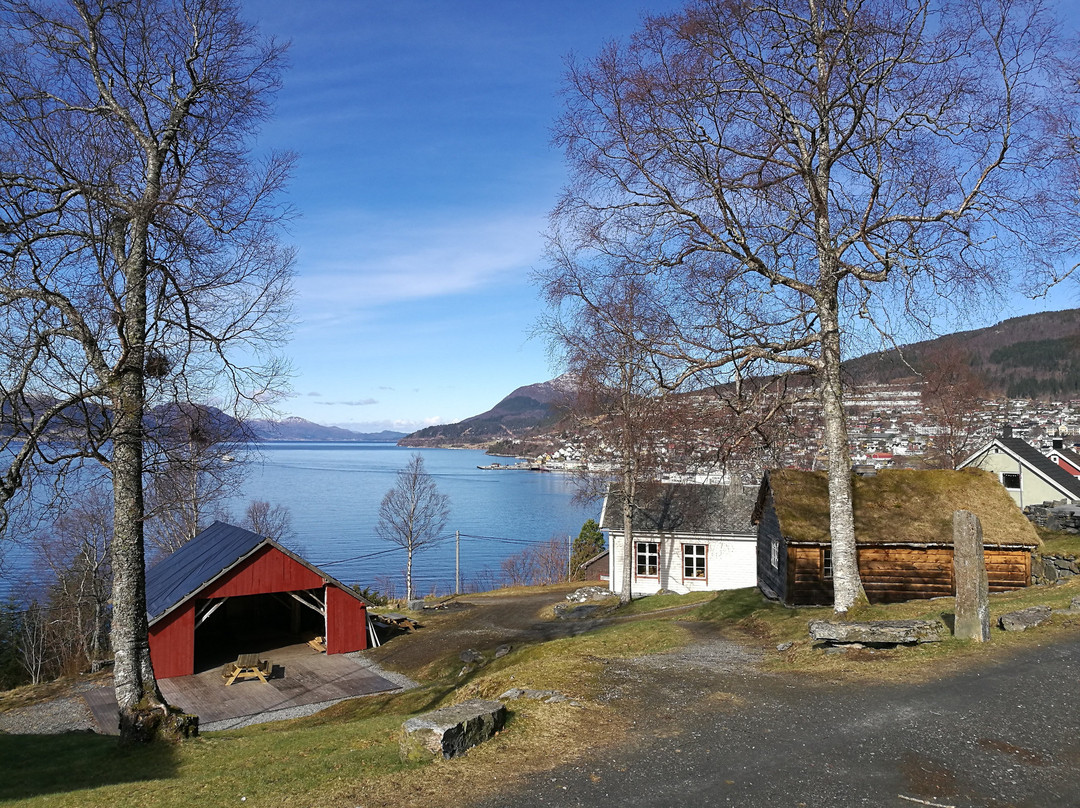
[[400, 699, 506, 760]]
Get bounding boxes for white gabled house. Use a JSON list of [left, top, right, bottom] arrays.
[[959, 428, 1080, 508], [600, 482, 758, 597]]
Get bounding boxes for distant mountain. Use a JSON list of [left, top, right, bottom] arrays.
[[401, 309, 1080, 451], [399, 375, 576, 448], [248, 417, 404, 442], [843, 308, 1080, 398]]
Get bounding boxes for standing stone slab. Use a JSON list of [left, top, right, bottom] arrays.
[[953, 510, 990, 642], [400, 699, 506, 760]]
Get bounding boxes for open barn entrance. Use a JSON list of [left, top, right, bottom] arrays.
[[192, 589, 326, 673]]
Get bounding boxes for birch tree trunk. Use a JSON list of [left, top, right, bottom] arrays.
[[818, 294, 864, 614], [620, 471, 635, 604], [0, 0, 294, 742]]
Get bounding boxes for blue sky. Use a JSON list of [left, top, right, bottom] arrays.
[[247, 1, 1079, 434]]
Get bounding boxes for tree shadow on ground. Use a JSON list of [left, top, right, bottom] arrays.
[[0, 732, 177, 801]]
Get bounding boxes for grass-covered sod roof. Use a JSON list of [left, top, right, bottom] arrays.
[[763, 468, 1040, 548]]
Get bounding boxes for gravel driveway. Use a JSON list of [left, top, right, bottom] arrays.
[[0, 679, 99, 735], [475, 632, 1080, 808]]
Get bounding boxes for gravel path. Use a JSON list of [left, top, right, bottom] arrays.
[[0, 655, 417, 735], [476, 632, 1080, 808], [0, 680, 100, 735]]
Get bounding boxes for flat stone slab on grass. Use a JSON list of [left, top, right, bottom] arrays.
[[809, 619, 945, 646], [401, 699, 506, 760], [999, 606, 1052, 632]]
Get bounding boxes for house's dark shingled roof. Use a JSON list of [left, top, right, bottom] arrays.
[[998, 435, 1080, 499], [146, 521, 266, 622], [602, 482, 757, 535], [1052, 444, 1080, 471]]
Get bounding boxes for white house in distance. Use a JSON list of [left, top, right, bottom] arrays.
[[959, 428, 1080, 508], [600, 482, 758, 597]]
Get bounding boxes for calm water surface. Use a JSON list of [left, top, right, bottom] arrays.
[[230, 443, 596, 594], [0, 443, 598, 598]]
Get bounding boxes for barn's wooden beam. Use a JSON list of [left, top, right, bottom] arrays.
[[195, 597, 228, 629], [287, 589, 326, 617]]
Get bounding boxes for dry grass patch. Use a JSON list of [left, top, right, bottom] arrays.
[[0, 671, 111, 714], [456, 619, 694, 702], [696, 577, 1080, 683], [1036, 526, 1080, 556], [327, 700, 627, 808]]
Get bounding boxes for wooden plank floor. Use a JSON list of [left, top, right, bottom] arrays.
[[83, 644, 399, 733]]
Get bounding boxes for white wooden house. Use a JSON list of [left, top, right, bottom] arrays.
[[600, 482, 757, 597]]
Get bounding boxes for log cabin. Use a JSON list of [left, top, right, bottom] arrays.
[[753, 468, 1040, 606]]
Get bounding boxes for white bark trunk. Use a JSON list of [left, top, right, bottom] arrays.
[[110, 219, 167, 737], [818, 299, 864, 614]]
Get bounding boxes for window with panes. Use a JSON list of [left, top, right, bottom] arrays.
[[636, 542, 659, 577], [683, 544, 707, 579]]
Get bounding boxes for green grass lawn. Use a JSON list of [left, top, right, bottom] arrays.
[[3, 579, 1079, 807]]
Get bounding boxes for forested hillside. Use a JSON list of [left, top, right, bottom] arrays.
[[843, 309, 1080, 398]]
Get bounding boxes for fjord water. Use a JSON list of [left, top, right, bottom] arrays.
[[0, 443, 596, 598], [225, 443, 595, 594]]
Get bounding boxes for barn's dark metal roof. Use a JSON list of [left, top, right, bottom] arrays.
[[601, 482, 757, 536], [146, 521, 266, 621]]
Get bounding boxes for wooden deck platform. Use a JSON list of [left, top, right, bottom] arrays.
[[83, 643, 400, 734]]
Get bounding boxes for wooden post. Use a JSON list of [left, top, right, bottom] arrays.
[[953, 510, 990, 642]]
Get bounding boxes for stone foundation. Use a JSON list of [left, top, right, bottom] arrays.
[[1032, 553, 1080, 585]]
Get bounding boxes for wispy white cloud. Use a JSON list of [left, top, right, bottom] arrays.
[[292, 210, 544, 316], [314, 398, 379, 407]]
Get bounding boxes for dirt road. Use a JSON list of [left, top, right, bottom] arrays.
[[474, 631, 1080, 807], [368, 585, 606, 675]]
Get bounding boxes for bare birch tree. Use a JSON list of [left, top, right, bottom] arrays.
[[34, 483, 112, 669], [375, 454, 450, 603], [0, 0, 293, 739], [145, 404, 248, 555], [919, 345, 991, 469], [541, 266, 679, 603], [242, 499, 293, 543], [550, 0, 1080, 614]]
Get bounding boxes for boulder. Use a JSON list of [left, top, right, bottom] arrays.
[[400, 699, 506, 760], [494, 644, 511, 659], [553, 603, 602, 619], [566, 586, 616, 604], [998, 606, 1052, 632], [809, 619, 945, 645], [459, 648, 484, 664]]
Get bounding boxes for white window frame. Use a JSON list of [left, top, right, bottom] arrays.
[[770, 539, 779, 569], [682, 544, 707, 580], [823, 547, 833, 580], [636, 542, 659, 578], [1001, 472, 1022, 490]]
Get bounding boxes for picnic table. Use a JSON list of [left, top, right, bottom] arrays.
[[222, 653, 271, 686], [375, 613, 420, 632]]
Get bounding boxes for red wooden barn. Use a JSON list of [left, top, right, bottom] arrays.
[[146, 521, 370, 679]]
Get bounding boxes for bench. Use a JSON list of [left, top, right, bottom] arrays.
[[222, 653, 271, 685]]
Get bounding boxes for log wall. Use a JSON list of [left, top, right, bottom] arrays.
[[786, 544, 1031, 606]]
